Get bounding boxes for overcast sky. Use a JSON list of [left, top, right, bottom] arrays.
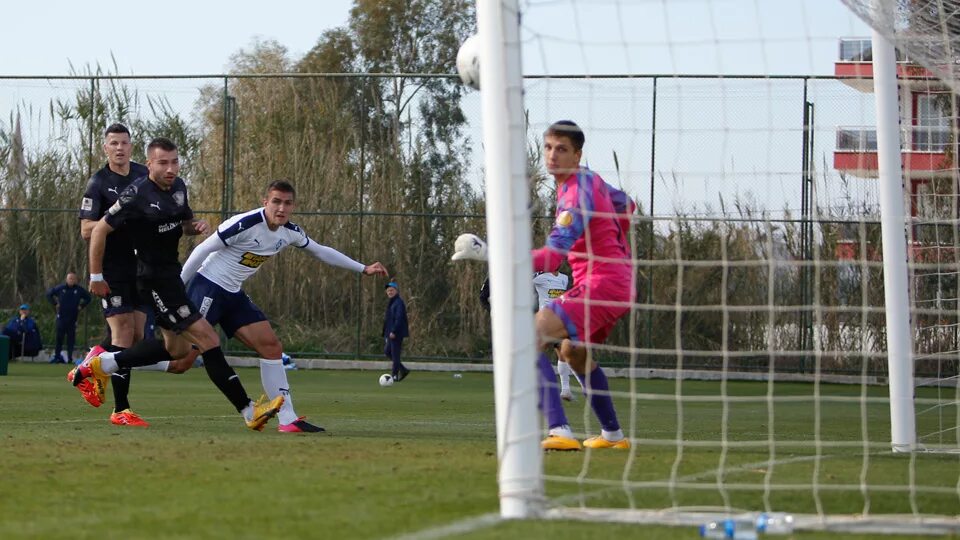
[[1, 0, 354, 75], [1, 0, 869, 76]]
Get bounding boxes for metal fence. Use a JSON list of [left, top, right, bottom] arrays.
[[2, 73, 951, 375]]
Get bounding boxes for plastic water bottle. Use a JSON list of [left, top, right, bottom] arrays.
[[700, 513, 794, 538], [756, 513, 794, 535], [698, 519, 728, 538], [699, 517, 757, 539]]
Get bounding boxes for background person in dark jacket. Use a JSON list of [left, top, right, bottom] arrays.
[[3, 304, 43, 358], [382, 281, 410, 381], [45, 272, 92, 363]]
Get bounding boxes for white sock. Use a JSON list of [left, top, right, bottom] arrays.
[[134, 361, 170, 372], [261, 358, 297, 425], [549, 424, 574, 439], [241, 400, 255, 422], [557, 360, 573, 392], [601, 428, 624, 442], [98, 352, 118, 374]]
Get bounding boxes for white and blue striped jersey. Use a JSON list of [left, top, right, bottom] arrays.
[[533, 271, 570, 310], [191, 208, 308, 293], [182, 207, 366, 293]]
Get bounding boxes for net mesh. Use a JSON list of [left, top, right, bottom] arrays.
[[500, 0, 960, 534], [841, 0, 960, 93]]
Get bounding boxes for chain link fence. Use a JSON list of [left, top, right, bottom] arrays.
[[4, 73, 943, 375]]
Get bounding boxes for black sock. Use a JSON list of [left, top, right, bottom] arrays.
[[107, 345, 131, 412], [114, 339, 173, 369], [201, 346, 251, 412]]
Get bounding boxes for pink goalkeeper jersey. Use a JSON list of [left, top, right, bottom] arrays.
[[532, 167, 635, 285]]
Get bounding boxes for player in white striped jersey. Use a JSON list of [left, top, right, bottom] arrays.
[[180, 180, 388, 433], [532, 271, 580, 400]]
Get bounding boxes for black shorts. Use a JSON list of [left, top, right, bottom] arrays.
[[101, 279, 150, 318], [137, 277, 202, 333]]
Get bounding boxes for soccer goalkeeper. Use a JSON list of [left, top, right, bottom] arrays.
[[453, 120, 635, 451]]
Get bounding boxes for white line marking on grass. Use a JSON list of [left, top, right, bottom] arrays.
[[547, 453, 844, 508], [388, 513, 501, 540], [0, 415, 494, 430], [332, 417, 493, 428], [0, 414, 236, 425]]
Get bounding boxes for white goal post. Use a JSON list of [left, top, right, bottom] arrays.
[[871, 20, 917, 453], [476, 0, 544, 519]]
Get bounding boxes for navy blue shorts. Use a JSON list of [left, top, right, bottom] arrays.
[[187, 274, 267, 338]]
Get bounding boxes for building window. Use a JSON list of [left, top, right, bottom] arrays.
[[839, 39, 872, 62], [914, 93, 951, 152], [836, 127, 878, 151]]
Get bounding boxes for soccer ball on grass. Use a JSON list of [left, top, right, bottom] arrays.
[[379, 373, 394, 387]]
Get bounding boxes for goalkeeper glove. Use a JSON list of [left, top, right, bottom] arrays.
[[451, 233, 488, 262]]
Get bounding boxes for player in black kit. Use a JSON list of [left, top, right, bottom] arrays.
[[74, 123, 194, 427], [71, 137, 283, 431]]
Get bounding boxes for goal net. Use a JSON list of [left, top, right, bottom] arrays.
[[476, 0, 960, 535]]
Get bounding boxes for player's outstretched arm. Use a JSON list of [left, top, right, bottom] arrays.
[[180, 233, 223, 284], [451, 233, 488, 262], [182, 219, 210, 236], [363, 262, 388, 277], [300, 238, 370, 274]]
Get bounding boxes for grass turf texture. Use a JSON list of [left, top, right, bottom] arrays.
[[0, 363, 956, 539]]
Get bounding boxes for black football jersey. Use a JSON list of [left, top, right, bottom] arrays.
[[104, 176, 194, 279], [79, 162, 149, 281]]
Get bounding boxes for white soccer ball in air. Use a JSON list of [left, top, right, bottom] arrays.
[[379, 373, 394, 387], [456, 34, 481, 89], [451, 233, 488, 261]]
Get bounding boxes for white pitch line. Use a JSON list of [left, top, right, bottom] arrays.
[[0, 415, 495, 430], [387, 512, 502, 540], [547, 452, 845, 509], [0, 414, 236, 425]]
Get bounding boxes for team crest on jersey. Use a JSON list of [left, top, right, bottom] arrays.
[[556, 210, 574, 227], [173, 191, 185, 207], [81, 197, 93, 211], [118, 185, 138, 205], [274, 240, 284, 251], [240, 252, 270, 268]]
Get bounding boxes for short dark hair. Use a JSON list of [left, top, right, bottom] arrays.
[[544, 120, 585, 151], [146, 137, 178, 154], [104, 123, 130, 138], [266, 180, 296, 199]]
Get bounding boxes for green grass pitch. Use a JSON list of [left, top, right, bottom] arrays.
[[0, 363, 955, 539]]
